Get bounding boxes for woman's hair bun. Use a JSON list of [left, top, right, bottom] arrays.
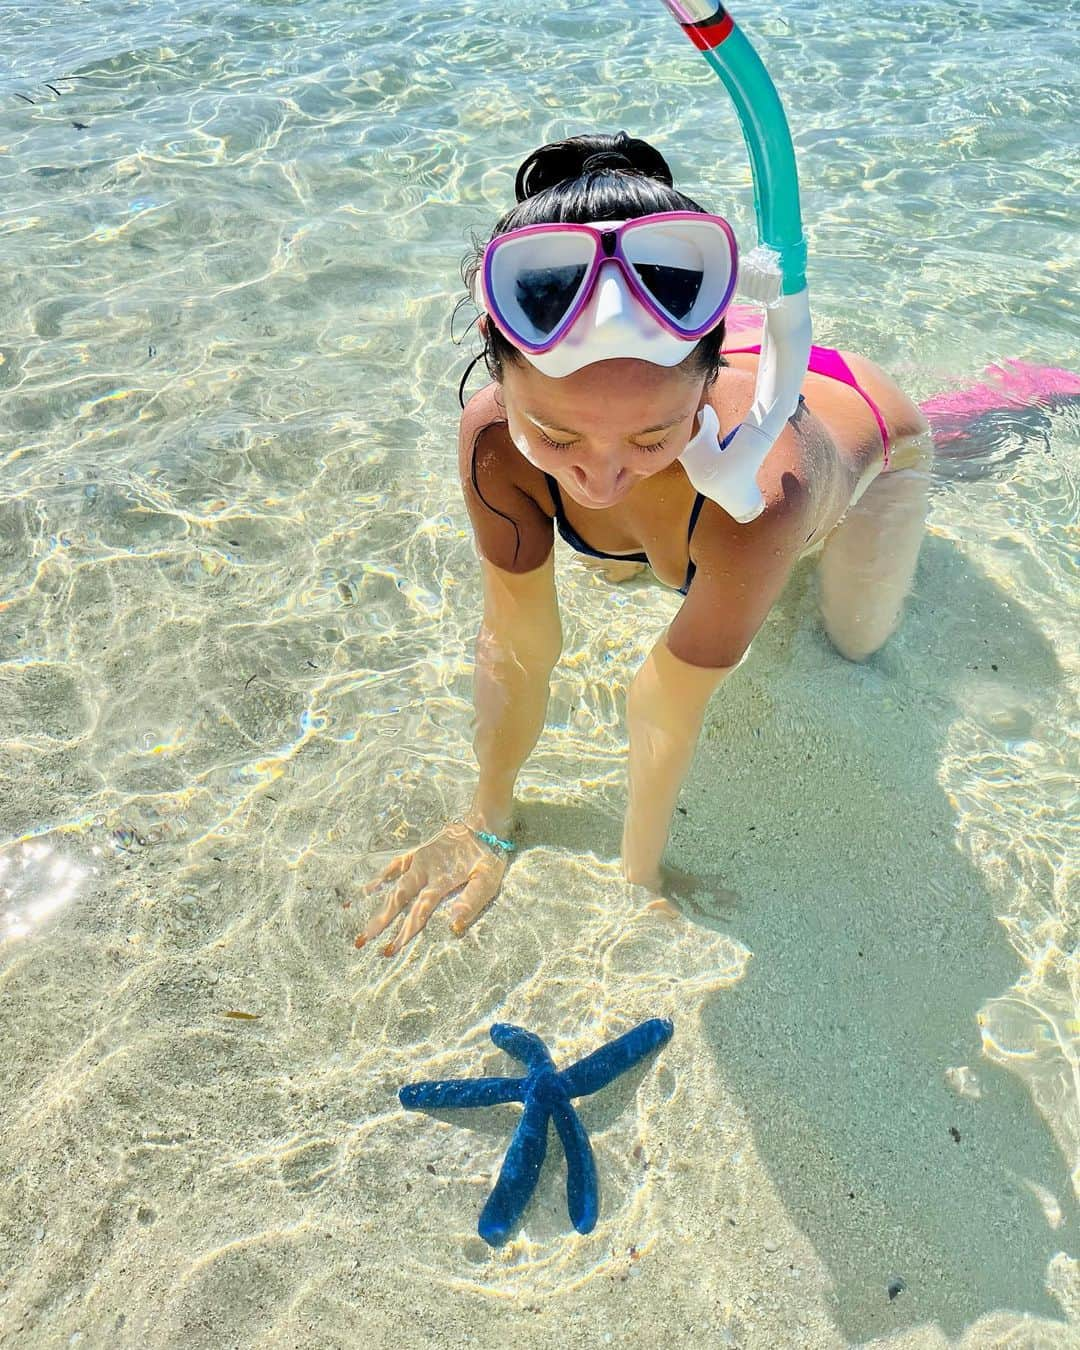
[[514, 131, 674, 202], [581, 150, 634, 173]]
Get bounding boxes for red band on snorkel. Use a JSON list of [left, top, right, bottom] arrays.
[[679, 5, 735, 51]]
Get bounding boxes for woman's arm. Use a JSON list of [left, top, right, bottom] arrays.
[[459, 393, 561, 837], [469, 555, 562, 837], [621, 478, 808, 889], [622, 641, 739, 887], [356, 398, 560, 955]]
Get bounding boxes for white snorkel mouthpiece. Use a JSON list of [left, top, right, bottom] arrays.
[[679, 284, 812, 522]]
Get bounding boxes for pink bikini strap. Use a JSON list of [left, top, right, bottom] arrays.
[[722, 343, 892, 468]]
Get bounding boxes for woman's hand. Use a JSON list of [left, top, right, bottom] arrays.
[[356, 822, 508, 957], [625, 859, 742, 925]]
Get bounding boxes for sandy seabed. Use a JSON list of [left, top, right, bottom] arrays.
[[1, 521, 1077, 1350]]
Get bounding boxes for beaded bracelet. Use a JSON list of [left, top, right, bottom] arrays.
[[473, 828, 516, 857]]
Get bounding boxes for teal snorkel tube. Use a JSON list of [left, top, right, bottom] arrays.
[[659, 1, 812, 522]]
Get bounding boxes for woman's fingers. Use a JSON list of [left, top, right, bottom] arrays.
[[355, 830, 507, 955], [447, 866, 501, 937], [382, 883, 451, 957], [357, 869, 428, 946], [361, 851, 413, 897]]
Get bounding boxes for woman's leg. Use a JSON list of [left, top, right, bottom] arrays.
[[818, 436, 933, 662]]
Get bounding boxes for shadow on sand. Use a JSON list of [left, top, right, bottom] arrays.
[[521, 528, 1075, 1342]]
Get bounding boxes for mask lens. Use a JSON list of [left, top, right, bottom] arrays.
[[488, 230, 595, 345], [631, 261, 703, 319], [515, 263, 589, 334], [623, 219, 735, 330]]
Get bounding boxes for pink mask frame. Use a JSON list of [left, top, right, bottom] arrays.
[[479, 210, 739, 355]]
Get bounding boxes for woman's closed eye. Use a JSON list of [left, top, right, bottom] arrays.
[[537, 430, 670, 453]]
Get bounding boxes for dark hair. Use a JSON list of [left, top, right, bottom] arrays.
[[457, 131, 727, 407]]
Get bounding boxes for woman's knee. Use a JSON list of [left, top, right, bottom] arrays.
[[823, 605, 904, 662]]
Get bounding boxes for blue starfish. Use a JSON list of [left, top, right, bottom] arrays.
[[399, 1018, 674, 1247]]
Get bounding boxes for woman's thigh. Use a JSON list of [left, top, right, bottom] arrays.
[[817, 433, 933, 662]]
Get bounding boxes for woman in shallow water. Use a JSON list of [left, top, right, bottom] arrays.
[[358, 131, 933, 956]]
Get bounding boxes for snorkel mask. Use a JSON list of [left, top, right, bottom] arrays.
[[473, 1, 811, 523], [475, 212, 739, 377]]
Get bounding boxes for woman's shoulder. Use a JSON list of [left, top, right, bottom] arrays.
[[458, 382, 555, 504], [457, 382, 556, 573], [458, 381, 508, 459]]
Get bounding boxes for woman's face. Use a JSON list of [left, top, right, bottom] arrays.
[[501, 357, 708, 509]]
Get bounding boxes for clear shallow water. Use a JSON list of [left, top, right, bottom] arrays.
[[0, 1, 1077, 1345]]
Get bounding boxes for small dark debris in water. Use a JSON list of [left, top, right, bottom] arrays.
[[112, 826, 148, 849], [848, 1190, 855, 1199], [45, 83, 62, 96], [222, 1010, 262, 1020], [887, 1276, 907, 1301], [628, 1244, 639, 1261], [15, 93, 35, 105], [73, 120, 89, 130], [991, 663, 998, 671], [148, 344, 156, 358], [229, 539, 240, 547], [676, 806, 687, 816], [426, 1163, 436, 1175], [244, 673, 258, 690], [949, 1125, 961, 1143]]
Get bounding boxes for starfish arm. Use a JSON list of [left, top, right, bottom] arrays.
[[549, 1095, 599, 1235], [490, 1023, 555, 1073], [477, 1090, 551, 1247], [558, 1018, 674, 1099], [398, 1075, 525, 1110]]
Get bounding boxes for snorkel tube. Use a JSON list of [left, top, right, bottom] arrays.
[[659, 1, 811, 523]]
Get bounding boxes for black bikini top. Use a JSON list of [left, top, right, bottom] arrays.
[[541, 415, 750, 596]]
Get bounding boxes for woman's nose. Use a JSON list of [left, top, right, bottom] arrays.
[[567, 459, 628, 500]]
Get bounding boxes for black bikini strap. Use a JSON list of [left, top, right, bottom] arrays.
[[687, 492, 707, 543], [542, 471, 563, 514]]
